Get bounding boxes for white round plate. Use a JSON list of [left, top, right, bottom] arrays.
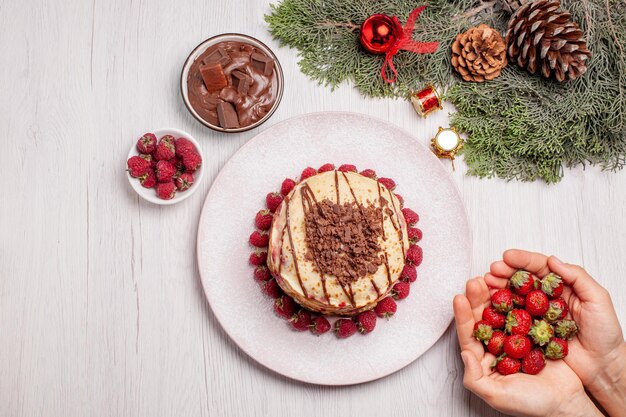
[[197, 112, 471, 385]]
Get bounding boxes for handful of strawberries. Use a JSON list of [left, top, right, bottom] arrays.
[[474, 270, 579, 375]]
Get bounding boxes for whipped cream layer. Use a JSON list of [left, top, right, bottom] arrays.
[[267, 171, 409, 315]]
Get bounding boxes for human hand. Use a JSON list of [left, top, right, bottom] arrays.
[[454, 276, 602, 417], [488, 249, 626, 417]]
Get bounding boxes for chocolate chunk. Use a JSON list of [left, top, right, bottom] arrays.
[[200, 64, 227, 92], [202, 47, 231, 67], [231, 70, 252, 95], [216, 102, 240, 129], [251, 52, 274, 76]]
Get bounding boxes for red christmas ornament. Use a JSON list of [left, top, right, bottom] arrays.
[[359, 6, 439, 83]]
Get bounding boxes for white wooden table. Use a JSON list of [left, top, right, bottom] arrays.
[[1, 1, 625, 416]]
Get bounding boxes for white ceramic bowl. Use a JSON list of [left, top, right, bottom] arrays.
[[126, 128, 204, 205]]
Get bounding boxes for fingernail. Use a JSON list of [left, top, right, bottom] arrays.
[[552, 256, 563, 266]]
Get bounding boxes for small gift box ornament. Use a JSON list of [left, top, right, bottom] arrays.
[[431, 127, 463, 168]]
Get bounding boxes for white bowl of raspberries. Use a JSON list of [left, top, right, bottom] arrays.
[[126, 128, 204, 205]]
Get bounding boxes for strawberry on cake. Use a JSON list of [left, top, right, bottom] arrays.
[[267, 170, 409, 316]]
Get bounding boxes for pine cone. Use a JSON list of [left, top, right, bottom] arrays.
[[506, 0, 592, 82], [452, 24, 508, 83], [500, 0, 528, 14]]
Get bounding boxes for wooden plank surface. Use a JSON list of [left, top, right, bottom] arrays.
[[0, 0, 624, 416]]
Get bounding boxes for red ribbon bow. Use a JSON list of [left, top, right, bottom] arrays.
[[381, 6, 439, 83]]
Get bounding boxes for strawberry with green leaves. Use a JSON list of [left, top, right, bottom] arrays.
[[545, 338, 569, 359], [528, 319, 554, 346], [505, 309, 532, 335], [509, 270, 538, 296], [491, 289, 514, 313], [541, 272, 564, 299]]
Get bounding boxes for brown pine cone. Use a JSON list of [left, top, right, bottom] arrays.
[[452, 24, 508, 83], [506, 0, 592, 82]]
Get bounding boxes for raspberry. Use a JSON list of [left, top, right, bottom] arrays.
[[400, 264, 417, 283], [401, 208, 419, 225], [406, 245, 423, 266], [356, 310, 377, 334], [156, 182, 176, 200], [378, 177, 396, 190], [261, 279, 281, 298], [255, 210, 273, 231], [249, 250, 267, 266], [127, 155, 151, 178], [407, 227, 422, 243], [338, 164, 357, 172], [300, 167, 317, 181], [274, 295, 296, 319], [374, 297, 397, 318], [175, 172, 194, 191], [487, 331, 506, 355], [253, 266, 271, 282], [482, 306, 506, 329], [291, 310, 313, 331], [137, 133, 157, 154], [155, 160, 176, 183], [266, 192, 284, 212], [139, 169, 157, 188], [392, 281, 410, 300], [334, 318, 358, 338], [182, 152, 202, 172], [318, 163, 335, 172], [174, 137, 196, 157], [359, 169, 377, 179], [311, 316, 331, 335], [280, 178, 296, 196], [394, 194, 404, 208], [249, 231, 269, 248], [154, 136, 176, 161]]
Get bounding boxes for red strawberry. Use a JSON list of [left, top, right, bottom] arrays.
[[338, 164, 357, 173], [394, 194, 404, 208], [545, 297, 569, 322], [127, 155, 151, 178], [290, 310, 313, 331], [139, 169, 157, 188], [487, 331, 506, 356], [280, 178, 296, 196], [249, 250, 268, 266], [555, 319, 579, 340], [392, 281, 410, 300], [494, 356, 521, 375], [137, 133, 157, 154], [175, 172, 194, 191], [311, 316, 331, 335], [300, 167, 317, 181], [318, 163, 335, 173], [545, 337, 568, 359], [155, 182, 176, 200], [255, 210, 273, 231], [509, 270, 538, 296], [154, 136, 176, 161], [528, 319, 554, 346], [512, 293, 525, 308], [182, 152, 202, 172], [541, 272, 564, 299], [525, 290, 550, 317], [402, 208, 419, 225], [174, 137, 195, 157], [521, 349, 546, 375], [155, 160, 176, 183], [374, 297, 397, 318], [482, 306, 506, 329], [504, 335, 532, 358], [253, 266, 271, 282], [407, 227, 423, 243], [473, 320, 494, 343], [406, 245, 423, 266], [274, 295, 296, 319], [400, 264, 417, 283], [378, 177, 396, 190], [334, 318, 358, 338], [359, 168, 377, 179], [249, 231, 269, 248], [266, 192, 284, 212], [505, 309, 532, 335], [491, 289, 514, 313], [356, 310, 377, 334], [261, 279, 281, 298]]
